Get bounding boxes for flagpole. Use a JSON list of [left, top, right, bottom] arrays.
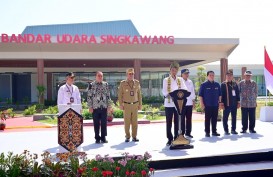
[[265, 89, 268, 106]]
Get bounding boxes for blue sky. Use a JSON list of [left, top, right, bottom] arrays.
[[1, 0, 273, 64]]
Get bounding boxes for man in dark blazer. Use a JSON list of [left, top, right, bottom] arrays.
[[220, 70, 240, 135]]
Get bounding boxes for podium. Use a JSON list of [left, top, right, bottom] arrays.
[[169, 89, 194, 150], [57, 104, 83, 151]]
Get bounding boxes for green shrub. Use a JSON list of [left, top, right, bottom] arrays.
[[195, 103, 203, 113], [267, 102, 273, 106], [23, 105, 37, 115], [6, 108, 15, 118], [42, 106, 58, 114], [113, 109, 123, 118], [82, 109, 92, 120], [159, 104, 165, 111], [81, 101, 89, 109], [142, 104, 152, 111], [142, 96, 164, 104]]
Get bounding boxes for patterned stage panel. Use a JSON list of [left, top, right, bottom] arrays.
[[58, 108, 83, 151]]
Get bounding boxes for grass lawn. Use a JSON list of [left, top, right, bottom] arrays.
[[38, 118, 58, 125]]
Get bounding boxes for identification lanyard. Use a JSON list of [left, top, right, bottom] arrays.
[[66, 84, 74, 103], [127, 80, 135, 96], [66, 84, 73, 96]]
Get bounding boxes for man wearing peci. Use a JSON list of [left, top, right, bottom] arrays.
[[199, 71, 222, 137], [220, 70, 240, 135], [118, 68, 142, 143], [162, 62, 188, 146], [181, 69, 196, 138], [238, 70, 258, 133], [87, 71, 112, 144]]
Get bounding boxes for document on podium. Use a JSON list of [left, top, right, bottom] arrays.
[[58, 104, 82, 115]]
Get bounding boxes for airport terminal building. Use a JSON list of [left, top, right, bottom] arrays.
[[1, 20, 263, 104]]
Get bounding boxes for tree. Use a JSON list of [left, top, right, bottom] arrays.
[[195, 66, 206, 96], [36, 85, 46, 105], [194, 66, 206, 113]]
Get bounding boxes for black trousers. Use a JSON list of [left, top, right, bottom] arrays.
[[223, 106, 237, 132], [241, 107, 256, 131], [93, 108, 107, 141], [204, 106, 218, 134], [165, 107, 178, 141], [181, 105, 193, 135]]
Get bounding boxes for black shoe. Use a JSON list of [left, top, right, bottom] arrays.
[[249, 130, 257, 133], [231, 130, 238, 134], [95, 140, 100, 144], [185, 134, 193, 138], [166, 140, 172, 146], [101, 139, 108, 143], [205, 133, 210, 137], [212, 132, 220, 136], [225, 131, 230, 135], [125, 138, 130, 143], [132, 138, 139, 142], [241, 130, 247, 133]]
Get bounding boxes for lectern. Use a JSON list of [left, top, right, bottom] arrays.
[[57, 104, 83, 151], [169, 89, 194, 150]]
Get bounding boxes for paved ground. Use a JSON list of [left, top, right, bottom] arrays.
[[1, 116, 273, 177]]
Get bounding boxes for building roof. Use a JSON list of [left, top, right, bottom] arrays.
[[22, 20, 140, 36]]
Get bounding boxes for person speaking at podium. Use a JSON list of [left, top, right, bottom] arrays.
[[162, 62, 188, 146], [57, 72, 82, 106], [87, 71, 112, 144]]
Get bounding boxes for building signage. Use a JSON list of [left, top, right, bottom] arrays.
[[1, 34, 174, 44]]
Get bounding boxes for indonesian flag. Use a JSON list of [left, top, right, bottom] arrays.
[[264, 48, 273, 95]]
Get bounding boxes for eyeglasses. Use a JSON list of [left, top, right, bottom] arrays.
[[128, 73, 134, 75]]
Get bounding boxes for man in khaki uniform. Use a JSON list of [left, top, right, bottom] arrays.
[[118, 68, 142, 142]]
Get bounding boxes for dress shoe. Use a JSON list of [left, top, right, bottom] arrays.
[[95, 140, 100, 144], [166, 140, 172, 146], [240, 130, 247, 133], [212, 132, 220, 136], [132, 138, 139, 142], [225, 131, 230, 135], [185, 134, 193, 138], [125, 138, 130, 143], [231, 130, 238, 134], [205, 133, 210, 137], [249, 130, 257, 133], [101, 139, 108, 143]]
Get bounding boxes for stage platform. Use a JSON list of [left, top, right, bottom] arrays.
[[1, 120, 273, 176]]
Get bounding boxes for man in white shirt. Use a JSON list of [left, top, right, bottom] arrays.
[[181, 69, 196, 138], [57, 72, 82, 112], [162, 62, 188, 146]]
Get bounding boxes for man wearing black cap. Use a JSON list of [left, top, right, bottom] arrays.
[[220, 70, 240, 135], [181, 69, 196, 138], [238, 70, 258, 133], [57, 72, 82, 106]]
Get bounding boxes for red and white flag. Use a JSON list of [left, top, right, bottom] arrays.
[[264, 48, 273, 95]]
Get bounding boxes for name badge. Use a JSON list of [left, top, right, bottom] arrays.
[[70, 97, 74, 103], [130, 91, 134, 96], [232, 90, 236, 96]]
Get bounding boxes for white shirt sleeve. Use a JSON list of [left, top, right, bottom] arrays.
[[57, 86, 64, 105], [162, 78, 168, 97], [180, 77, 188, 91], [190, 81, 196, 100], [75, 86, 81, 105]]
